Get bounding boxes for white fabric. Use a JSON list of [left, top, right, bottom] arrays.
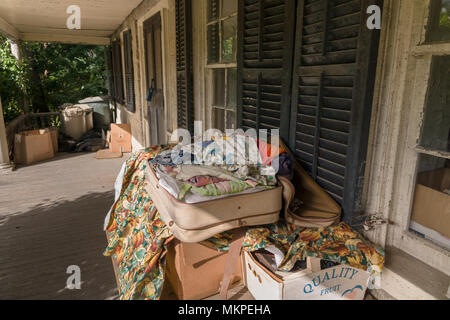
[[103, 161, 126, 231]]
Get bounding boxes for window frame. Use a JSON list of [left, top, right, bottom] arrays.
[[204, 0, 238, 131], [425, 0, 450, 43], [366, 0, 450, 274]]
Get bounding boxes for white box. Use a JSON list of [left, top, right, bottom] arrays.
[[243, 251, 370, 300]]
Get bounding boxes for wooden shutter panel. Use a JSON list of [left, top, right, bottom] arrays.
[[237, 0, 296, 141], [112, 39, 124, 104], [105, 46, 115, 98], [289, 0, 382, 224], [176, 0, 194, 133], [123, 30, 136, 112]]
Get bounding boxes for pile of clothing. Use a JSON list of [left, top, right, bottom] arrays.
[[104, 144, 385, 300], [149, 133, 293, 203]]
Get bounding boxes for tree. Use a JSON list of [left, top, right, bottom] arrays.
[[0, 35, 108, 124], [0, 36, 28, 123]]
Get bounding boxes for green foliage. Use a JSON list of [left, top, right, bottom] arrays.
[[23, 41, 108, 110], [0, 36, 27, 123], [0, 35, 108, 124]]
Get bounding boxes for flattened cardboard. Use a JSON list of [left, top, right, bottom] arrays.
[[110, 124, 132, 153], [95, 149, 123, 159], [411, 168, 450, 238], [14, 129, 55, 165], [165, 240, 243, 300]]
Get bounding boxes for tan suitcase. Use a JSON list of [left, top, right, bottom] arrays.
[[143, 165, 282, 243], [278, 140, 341, 227]]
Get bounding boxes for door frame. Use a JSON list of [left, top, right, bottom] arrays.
[[143, 11, 166, 145], [137, 3, 170, 147]]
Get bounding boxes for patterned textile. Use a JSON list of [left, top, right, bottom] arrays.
[[104, 146, 175, 300], [202, 222, 385, 275], [104, 147, 385, 300]]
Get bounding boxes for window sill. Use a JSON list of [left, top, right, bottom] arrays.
[[377, 246, 450, 300]]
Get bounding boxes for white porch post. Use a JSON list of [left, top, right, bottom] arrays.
[[0, 97, 13, 173]]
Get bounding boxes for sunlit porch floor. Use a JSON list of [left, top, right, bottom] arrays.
[[0, 152, 125, 299]]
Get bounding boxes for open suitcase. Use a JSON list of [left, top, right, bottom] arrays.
[[143, 164, 283, 243]]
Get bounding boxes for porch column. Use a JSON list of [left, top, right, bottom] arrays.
[[0, 97, 13, 173]]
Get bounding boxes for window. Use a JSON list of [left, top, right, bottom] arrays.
[[409, 56, 450, 250], [206, 0, 237, 131], [427, 0, 450, 42]]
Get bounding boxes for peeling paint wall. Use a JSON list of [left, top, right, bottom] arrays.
[[363, 0, 450, 275], [111, 0, 177, 151]]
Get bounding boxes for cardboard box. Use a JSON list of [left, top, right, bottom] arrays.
[[411, 168, 450, 238], [14, 129, 55, 165], [48, 127, 58, 153], [110, 124, 132, 153], [243, 251, 370, 300], [165, 240, 243, 300]]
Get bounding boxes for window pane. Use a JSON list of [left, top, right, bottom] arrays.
[[207, 23, 220, 64], [222, 0, 238, 17], [213, 69, 225, 106], [428, 0, 450, 42], [221, 16, 237, 63], [226, 68, 237, 108], [207, 0, 219, 22], [409, 153, 450, 250], [419, 56, 450, 153], [213, 108, 225, 131], [226, 110, 236, 130]]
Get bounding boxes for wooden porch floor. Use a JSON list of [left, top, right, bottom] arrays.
[[0, 152, 124, 299]]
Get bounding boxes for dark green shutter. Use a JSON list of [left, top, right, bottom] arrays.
[[112, 39, 124, 104], [105, 46, 115, 98], [289, 0, 382, 224], [175, 0, 194, 133], [123, 30, 136, 112], [237, 0, 296, 141]]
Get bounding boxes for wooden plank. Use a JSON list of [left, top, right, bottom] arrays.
[[0, 17, 19, 40], [20, 33, 110, 45]]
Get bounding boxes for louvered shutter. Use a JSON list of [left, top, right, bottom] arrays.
[[123, 30, 136, 112], [112, 39, 124, 104], [289, 0, 382, 223], [237, 0, 296, 141], [175, 0, 194, 133], [105, 46, 115, 98]]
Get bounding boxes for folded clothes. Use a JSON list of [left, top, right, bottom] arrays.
[[186, 175, 226, 187], [150, 135, 280, 203]]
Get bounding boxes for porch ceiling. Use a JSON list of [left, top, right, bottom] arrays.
[[0, 0, 143, 45]]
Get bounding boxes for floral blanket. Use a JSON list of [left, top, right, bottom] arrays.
[[104, 148, 385, 300]]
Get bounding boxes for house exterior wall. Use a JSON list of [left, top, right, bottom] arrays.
[[111, 0, 178, 151], [109, 0, 449, 287], [363, 0, 450, 280]]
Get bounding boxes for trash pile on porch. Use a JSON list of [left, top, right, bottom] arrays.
[[104, 133, 385, 300], [11, 96, 133, 165]]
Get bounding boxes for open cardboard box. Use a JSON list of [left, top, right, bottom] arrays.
[[411, 168, 450, 238], [243, 251, 370, 300], [165, 240, 243, 300], [14, 129, 55, 165]]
